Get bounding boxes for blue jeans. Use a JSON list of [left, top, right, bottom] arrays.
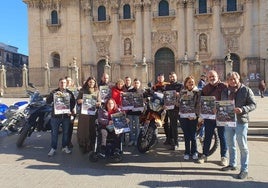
[[127, 115, 140, 144], [225, 123, 249, 172], [50, 117, 70, 149], [203, 119, 227, 157], [180, 118, 197, 155]]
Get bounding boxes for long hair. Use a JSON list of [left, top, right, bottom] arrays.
[[82, 76, 98, 91], [183, 76, 196, 88], [105, 98, 119, 111]]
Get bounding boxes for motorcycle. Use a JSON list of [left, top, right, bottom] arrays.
[[16, 84, 51, 147], [0, 101, 28, 134], [137, 90, 166, 153]]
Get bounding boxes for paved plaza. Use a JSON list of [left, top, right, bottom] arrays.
[[0, 96, 268, 187]]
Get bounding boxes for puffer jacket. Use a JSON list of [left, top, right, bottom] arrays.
[[221, 84, 256, 124]]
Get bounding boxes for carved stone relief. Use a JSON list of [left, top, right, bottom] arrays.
[[199, 34, 208, 52], [152, 31, 177, 55], [93, 35, 112, 58], [124, 38, 132, 56]]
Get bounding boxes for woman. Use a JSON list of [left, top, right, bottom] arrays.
[[76, 76, 101, 153], [111, 79, 125, 108], [179, 76, 200, 160], [97, 98, 121, 157]]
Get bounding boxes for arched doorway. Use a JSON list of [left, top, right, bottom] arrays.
[[97, 59, 106, 83], [154, 48, 175, 82]]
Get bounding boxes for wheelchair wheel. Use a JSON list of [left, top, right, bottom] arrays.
[[89, 151, 98, 162]]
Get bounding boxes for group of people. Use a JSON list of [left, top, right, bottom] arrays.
[[45, 70, 256, 180]]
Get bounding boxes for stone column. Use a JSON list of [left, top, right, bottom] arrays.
[[186, 1, 195, 59], [111, 4, 120, 64], [181, 53, 190, 80], [22, 64, 28, 88], [143, 2, 152, 62], [244, 0, 253, 56], [211, 0, 222, 58], [44, 63, 50, 90], [134, 3, 143, 61], [225, 50, 233, 79], [193, 52, 202, 80], [177, 1, 186, 59], [0, 65, 7, 89]]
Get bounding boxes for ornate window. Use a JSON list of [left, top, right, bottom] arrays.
[[227, 0, 237, 12], [199, 0, 207, 14], [158, 0, 169, 16], [51, 10, 59, 24], [98, 6, 106, 21], [123, 4, 131, 19], [52, 53, 60, 68]]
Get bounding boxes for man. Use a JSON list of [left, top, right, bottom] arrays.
[[123, 76, 133, 91], [99, 73, 110, 87], [46, 78, 76, 156], [164, 72, 183, 150], [152, 73, 170, 144], [198, 70, 228, 166], [220, 72, 256, 179]]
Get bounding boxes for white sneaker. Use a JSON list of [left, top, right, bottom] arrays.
[[62, 146, 71, 154], [221, 157, 228, 166], [48, 148, 56, 156], [184, 154, 190, 160], [192, 153, 198, 160]]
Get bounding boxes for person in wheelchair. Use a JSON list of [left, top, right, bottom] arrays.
[[97, 98, 122, 158]]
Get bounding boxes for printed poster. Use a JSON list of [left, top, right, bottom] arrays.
[[216, 100, 236, 127], [53, 92, 70, 115], [121, 92, 134, 110], [200, 96, 216, 119], [132, 93, 144, 112], [163, 90, 177, 110], [99, 85, 111, 103], [111, 112, 130, 134], [179, 95, 196, 118], [81, 94, 97, 115]]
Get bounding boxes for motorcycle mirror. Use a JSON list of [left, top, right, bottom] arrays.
[[28, 83, 35, 88]]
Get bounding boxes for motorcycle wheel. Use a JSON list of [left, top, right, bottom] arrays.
[[16, 122, 31, 148], [137, 126, 157, 153], [196, 127, 219, 157]]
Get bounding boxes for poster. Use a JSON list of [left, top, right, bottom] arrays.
[[216, 100, 236, 127], [132, 93, 144, 112], [121, 92, 134, 110], [53, 92, 70, 114], [99, 85, 111, 103], [81, 94, 97, 115], [111, 112, 130, 134], [200, 96, 216, 119], [163, 90, 177, 110], [179, 95, 196, 118]]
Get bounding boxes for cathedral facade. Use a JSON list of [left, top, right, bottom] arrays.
[[23, 0, 268, 90]]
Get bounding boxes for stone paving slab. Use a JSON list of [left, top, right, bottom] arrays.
[[0, 131, 267, 188]]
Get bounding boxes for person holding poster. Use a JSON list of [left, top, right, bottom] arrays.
[[179, 76, 200, 160], [220, 72, 256, 179], [46, 78, 76, 156], [76, 76, 101, 153], [198, 70, 228, 166]]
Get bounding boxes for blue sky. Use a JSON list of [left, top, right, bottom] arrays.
[[0, 1, 28, 55]]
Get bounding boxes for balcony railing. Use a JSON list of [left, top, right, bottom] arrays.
[[46, 19, 61, 27], [152, 10, 176, 18], [221, 4, 244, 13], [195, 7, 213, 15], [92, 15, 111, 22], [118, 13, 135, 20]]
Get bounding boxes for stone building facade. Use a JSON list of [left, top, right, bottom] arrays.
[[23, 0, 268, 91]]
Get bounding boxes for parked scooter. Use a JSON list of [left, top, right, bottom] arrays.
[[16, 84, 51, 147]]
